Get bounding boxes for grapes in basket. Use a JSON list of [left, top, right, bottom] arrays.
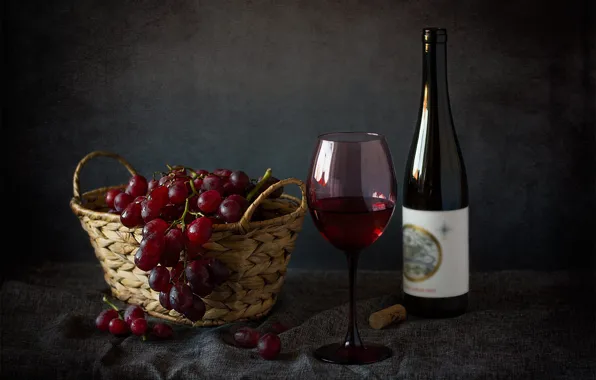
[[105, 165, 283, 322]]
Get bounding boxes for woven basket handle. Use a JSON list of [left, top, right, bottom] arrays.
[[238, 177, 307, 233], [72, 151, 137, 201]]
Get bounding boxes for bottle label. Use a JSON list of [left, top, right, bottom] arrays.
[[402, 207, 469, 298]]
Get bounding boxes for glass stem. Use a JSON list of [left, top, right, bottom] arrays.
[[344, 251, 363, 349]]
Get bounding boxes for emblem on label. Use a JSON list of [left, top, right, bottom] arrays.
[[403, 224, 442, 282]]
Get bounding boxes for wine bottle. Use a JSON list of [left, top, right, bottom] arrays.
[[402, 28, 469, 318]]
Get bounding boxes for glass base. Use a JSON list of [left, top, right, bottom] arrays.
[[313, 343, 392, 365]]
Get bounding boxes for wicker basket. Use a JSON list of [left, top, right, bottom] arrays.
[[70, 151, 307, 326]]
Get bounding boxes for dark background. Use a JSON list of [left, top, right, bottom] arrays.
[[3, 0, 595, 275]]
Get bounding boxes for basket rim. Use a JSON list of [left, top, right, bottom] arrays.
[[70, 182, 306, 233]]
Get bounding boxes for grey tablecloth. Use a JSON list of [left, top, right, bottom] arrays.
[[1, 263, 595, 380]]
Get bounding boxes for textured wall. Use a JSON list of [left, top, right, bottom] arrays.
[[4, 0, 594, 274]]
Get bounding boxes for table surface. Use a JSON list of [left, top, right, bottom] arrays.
[[1, 263, 595, 380]]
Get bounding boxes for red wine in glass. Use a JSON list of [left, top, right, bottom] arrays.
[[310, 197, 394, 252], [306, 132, 397, 365]]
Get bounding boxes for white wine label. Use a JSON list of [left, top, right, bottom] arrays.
[[402, 207, 468, 298]]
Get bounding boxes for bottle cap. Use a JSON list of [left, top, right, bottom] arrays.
[[423, 28, 447, 43]]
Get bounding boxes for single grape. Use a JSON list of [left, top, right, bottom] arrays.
[[149, 265, 171, 292], [161, 228, 184, 266], [169, 283, 193, 313], [147, 178, 159, 193], [159, 283, 173, 310], [186, 217, 213, 245], [213, 168, 232, 177], [220, 177, 230, 190], [130, 318, 148, 336], [142, 218, 169, 238], [149, 185, 169, 208], [223, 181, 243, 196], [139, 233, 166, 259], [123, 305, 145, 325], [105, 189, 122, 209], [95, 309, 119, 331], [186, 241, 206, 260], [229, 171, 250, 190], [120, 202, 143, 228], [114, 192, 134, 212], [189, 265, 212, 292], [201, 175, 224, 194], [217, 198, 243, 223], [185, 259, 213, 297], [256, 176, 283, 199], [227, 194, 248, 212], [168, 181, 188, 205], [206, 258, 231, 286], [160, 248, 180, 267], [197, 190, 222, 214], [108, 318, 129, 336], [170, 261, 185, 283], [126, 174, 149, 198], [196, 169, 209, 177], [134, 249, 160, 271], [257, 333, 281, 360], [234, 327, 260, 348], [152, 323, 173, 339], [188, 194, 200, 212], [141, 198, 163, 223], [192, 178, 203, 192], [160, 203, 182, 222], [183, 295, 206, 322]]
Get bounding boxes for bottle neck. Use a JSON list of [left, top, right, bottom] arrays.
[[408, 39, 460, 205], [420, 41, 451, 117]]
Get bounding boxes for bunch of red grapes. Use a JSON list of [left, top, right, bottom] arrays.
[[103, 165, 281, 323]]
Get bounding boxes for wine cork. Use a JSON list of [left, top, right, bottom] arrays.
[[368, 304, 407, 330]]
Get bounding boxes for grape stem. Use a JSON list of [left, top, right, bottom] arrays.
[[166, 221, 178, 233], [176, 200, 190, 232], [166, 164, 184, 172], [185, 167, 199, 178], [188, 178, 200, 197], [102, 295, 121, 313], [166, 164, 197, 176], [246, 168, 272, 202]]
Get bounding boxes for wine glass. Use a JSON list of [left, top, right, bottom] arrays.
[[306, 132, 397, 365]]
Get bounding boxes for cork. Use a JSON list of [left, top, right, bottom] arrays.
[[368, 304, 407, 330]]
